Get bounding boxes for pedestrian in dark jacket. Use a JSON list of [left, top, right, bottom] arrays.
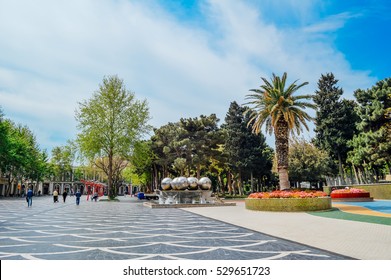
[[92, 192, 98, 202], [62, 190, 68, 203], [26, 188, 33, 207], [75, 189, 81, 205]]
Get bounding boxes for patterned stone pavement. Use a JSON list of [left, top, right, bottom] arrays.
[[0, 196, 350, 260]]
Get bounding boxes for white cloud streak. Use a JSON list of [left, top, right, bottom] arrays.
[[0, 0, 377, 151]]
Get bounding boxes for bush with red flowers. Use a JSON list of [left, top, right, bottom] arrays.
[[330, 188, 370, 199], [248, 190, 327, 199], [246, 189, 331, 211]]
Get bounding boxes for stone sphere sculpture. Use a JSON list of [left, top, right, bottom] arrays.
[[176, 176, 189, 190], [198, 177, 212, 190], [171, 177, 179, 190], [187, 177, 199, 190], [161, 177, 172, 190]]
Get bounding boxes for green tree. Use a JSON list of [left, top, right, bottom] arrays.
[[313, 73, 358, 181], [50, 142, 76, 181], [151, 115, 223, 181], [151, 122, 186, 178], [129, 140, 154, 191], [289, 138, 335, 186], [0, 109, 11, 173], [179, 114, 222, 178], [223, 101, 272, 194], [1, 120, 42, 195], [75, 75, 150, 199], [348, 77, 391, 180], [0, 109, 48, 195], [246, 72, 314, 189]]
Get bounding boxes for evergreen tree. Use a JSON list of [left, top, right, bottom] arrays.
[[151, 115, 223, 180], [151, 122, 184, 178], [348, 78, 391, 178], [179, 114, 222, 178], [313, 73, 358, 181], [223, 101, 272, 194]]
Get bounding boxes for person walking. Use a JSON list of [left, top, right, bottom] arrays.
[[92, 192, 98, 202], [53, 189, 59, 203], [62, 190, 68, 203], [26, 188, 33, 207], [75, 189, 81, 205]]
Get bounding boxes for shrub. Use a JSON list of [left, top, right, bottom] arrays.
[[248, 190, 327, 199]]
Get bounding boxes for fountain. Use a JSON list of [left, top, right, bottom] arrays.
[[156, 176, 215, 205], [143, 176, 236, 208]]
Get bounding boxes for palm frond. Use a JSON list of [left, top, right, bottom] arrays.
[[245, 72, 312, 136]]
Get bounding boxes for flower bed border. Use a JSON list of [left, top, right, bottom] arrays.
[[245, 197, 331, 212], [330, 192, 370, 199], [331, 197, 374, 202], [330, 189, 372, 202]]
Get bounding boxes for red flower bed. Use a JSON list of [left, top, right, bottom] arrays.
[[248, 190, 327, 199], [330, 188, 370, 199]]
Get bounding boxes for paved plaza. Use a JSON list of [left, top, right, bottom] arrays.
[[0, 196, 350, 260]]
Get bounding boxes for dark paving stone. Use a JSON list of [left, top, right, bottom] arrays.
[[0, 196, 350, 260]]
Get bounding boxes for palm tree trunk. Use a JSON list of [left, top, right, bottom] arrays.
[[275, 119, 290, 190]]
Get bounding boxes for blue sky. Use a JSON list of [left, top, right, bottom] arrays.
[[0, 0, 390, 153]]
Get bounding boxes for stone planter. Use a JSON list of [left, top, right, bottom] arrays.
[[245, 197, 332, 212]]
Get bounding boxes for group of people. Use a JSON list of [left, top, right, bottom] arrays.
[[52, 189, 83, 205], [26, 188, 84, 207]]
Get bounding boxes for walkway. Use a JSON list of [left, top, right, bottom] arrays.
[[0, 196, 350, 260], [184, 200, 391, 260]]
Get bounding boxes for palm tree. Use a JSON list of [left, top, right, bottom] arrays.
[[245, 72, 315, 190]]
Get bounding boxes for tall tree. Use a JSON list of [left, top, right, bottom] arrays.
[[75, 75, 150, 199], [313, 73, 358, 181], [348, 77, 391, 178], [1, 120, 42, 195], [223, 101, 272, 194], [0, 109, 11, 173], [246, 72, 314, 190]]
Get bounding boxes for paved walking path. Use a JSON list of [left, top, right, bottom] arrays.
[[184, 200, 391, 260], [0, 196, 352, 260]]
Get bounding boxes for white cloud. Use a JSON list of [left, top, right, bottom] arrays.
[[0, 0, 378, 151], [303, 12, 361, 33]]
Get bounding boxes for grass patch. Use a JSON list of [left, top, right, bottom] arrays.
[[308, 208, 391, 226]]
